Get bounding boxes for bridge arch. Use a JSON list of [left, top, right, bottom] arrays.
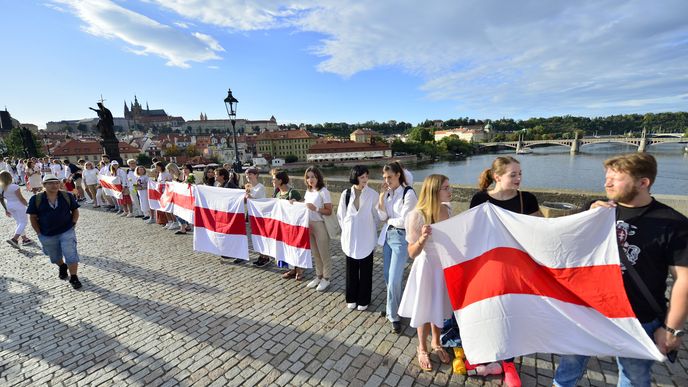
[[579, 140, 639, 148], [477, 143, 518, 150]]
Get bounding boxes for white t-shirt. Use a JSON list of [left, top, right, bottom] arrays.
[[83, 169, 99, 185], [50, 164, 63, 177], [304, 187, 332, 222], [1, 184, 24, 210], [249, 183, 266, 199]]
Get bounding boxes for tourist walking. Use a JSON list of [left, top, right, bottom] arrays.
[[1, 170, 34, 248], [26, 173, 82, 289], [337, 165, 379, 311], [398, 174, 453, 372], [553, 153, 688, 387], [377, 161, 418, 333], [303, 166, 333, 291]]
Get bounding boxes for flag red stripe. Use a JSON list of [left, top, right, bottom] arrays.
[[249, 216, 310, 250], [168, 191, 194, 210], [194, 207, 246, 234], [443, 247, 635, 318], [148, 188, 162, 201], [100, 181, 122, 192]]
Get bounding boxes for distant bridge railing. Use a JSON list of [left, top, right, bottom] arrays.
[[478, 136, 687, 154]]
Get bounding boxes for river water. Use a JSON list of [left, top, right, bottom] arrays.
[[329, 143, 688, 195]]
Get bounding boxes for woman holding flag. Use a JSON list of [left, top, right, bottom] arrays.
[[466, 155, 542, 386], [271, 169, 304, 280], [398, 174, 453, 372]]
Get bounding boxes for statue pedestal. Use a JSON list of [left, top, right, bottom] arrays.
[[100, 139, 122, 164]]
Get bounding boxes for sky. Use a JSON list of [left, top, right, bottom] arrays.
[[2, 0, 687, 129]]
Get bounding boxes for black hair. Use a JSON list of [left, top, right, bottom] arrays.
[[273, 170, 290, 186], [349, 165, 370, 185]]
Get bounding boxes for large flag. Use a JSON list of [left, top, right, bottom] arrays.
[[159, 181, 195, 223], [98, 175, 123, 199], [193, 185, 248, 259], [247, 198, 312, 268], [147, 180, 164, 211], [428, 203, 664, 364]]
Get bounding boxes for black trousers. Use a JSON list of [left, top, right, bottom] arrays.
[[345, 251, 374, 306]]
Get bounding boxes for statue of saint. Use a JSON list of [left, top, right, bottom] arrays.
[[89, 102, 115, 139]]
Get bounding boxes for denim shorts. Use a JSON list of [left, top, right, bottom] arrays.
[[38, 227, 80, 265]]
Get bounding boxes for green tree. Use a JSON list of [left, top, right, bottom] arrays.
[[136, 153, 152, 167], [164, 144, 181, 157], [407, 127, 433, 143], [185, 145, 200, 157], [5, 127, 44, 158], [284, 154, 298, 163]]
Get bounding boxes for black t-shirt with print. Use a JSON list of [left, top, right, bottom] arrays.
[[587, 199, 688, 322], [469, 190, 540, 214]]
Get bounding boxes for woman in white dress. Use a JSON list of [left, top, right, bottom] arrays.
[[0, 170, 34, 248], [399, 174, 453, 372]]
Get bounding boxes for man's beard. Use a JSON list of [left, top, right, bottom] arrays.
[[608, 185, 640, 203]]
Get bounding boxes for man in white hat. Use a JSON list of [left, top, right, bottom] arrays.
[[26, 173, 82, 289]]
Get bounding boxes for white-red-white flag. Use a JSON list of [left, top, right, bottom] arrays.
[[193, 185, 248, 260], [247, 198, 311, 268], [98, 175, 123, 199], [147, 180, 163, 211], [428, 203, 664, 364], [159, 182, 195, 223]]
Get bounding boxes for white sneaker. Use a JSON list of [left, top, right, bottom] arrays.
[[163, 222, 174, 229], [119, 212, 128, 217], [125, 213, 134, 218], [145, 218, 156, 224], [316, 279, 330, 292], [306, 278, 320, 289], [167, 223, 180, 231], [357, 305, 368, 311], [346, 303, 357, 309]]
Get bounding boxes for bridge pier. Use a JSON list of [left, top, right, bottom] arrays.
[[638, 138, 647, 152], [570, 139, 579, 154]]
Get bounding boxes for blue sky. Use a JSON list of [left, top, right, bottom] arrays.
[[2, 0, 687, 129]]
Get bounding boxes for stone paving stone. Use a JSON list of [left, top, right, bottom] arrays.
[[2, 200, 688, 387]]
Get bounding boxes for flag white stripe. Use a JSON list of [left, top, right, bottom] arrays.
[[457, 294, 664, 363], [251, 234, 312, 268], [193, 227, 248, 260]]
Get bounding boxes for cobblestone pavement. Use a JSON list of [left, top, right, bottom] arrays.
[[1, 198, 687, 386]]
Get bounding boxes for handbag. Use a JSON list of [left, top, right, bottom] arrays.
[[320, 190, 340, 239]]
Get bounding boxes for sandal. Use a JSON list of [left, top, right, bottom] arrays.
[[417, 347, 433, 372], [432, 346, 450, 364], [282, 269, 296, 279], [294, 268, 304, 281]]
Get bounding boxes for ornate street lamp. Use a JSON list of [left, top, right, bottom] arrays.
[[224, 88, 242, 173]]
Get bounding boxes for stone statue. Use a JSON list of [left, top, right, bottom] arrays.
[[89, 102, 122, 163], [90, 102, 115, 139]]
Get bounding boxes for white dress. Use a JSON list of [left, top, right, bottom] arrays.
[[398, 208, 453, 328]]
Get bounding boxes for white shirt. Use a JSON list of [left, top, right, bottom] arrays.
[[99, 165, 109, 176], [249, 182, 266, 199], [50, 164, 63, 177], [1, 184, 24, 211], [337, 185, 380, 259], [127, 170, 137, 189], [0, 162, 7, 172], [376, 184, 418, 246], [83, 169, 98, 185], [63, 165, 71, 179], [114, 168, 129, 188], [304, 187, 332, 222]]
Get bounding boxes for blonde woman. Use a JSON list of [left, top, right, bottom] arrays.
[[398, 174, 453, 372], [1, 170, 34, 248]]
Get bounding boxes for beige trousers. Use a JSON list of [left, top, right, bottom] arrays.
[[309, 220, 331, 278]]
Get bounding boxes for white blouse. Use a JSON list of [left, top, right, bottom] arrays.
[[304, 187, 332, 222], [337, 185, 380, 259], [376, 184, 418, 246]]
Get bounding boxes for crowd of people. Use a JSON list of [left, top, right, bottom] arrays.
[[1, 152, 686, 387]]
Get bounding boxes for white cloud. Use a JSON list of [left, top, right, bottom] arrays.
[[53, 0, 688, 115], [54, 0, 224, 68]]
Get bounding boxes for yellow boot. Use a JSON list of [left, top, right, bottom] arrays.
[[452, 347, 466, 375]]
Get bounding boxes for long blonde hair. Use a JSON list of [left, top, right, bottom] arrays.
[[0, 170, 12, 188], [416, 174, 448, 224]]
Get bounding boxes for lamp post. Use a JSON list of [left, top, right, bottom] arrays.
[[224, 88, 242, 173]]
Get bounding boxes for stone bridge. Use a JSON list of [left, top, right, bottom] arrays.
[[479, 134, 688, 154]]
